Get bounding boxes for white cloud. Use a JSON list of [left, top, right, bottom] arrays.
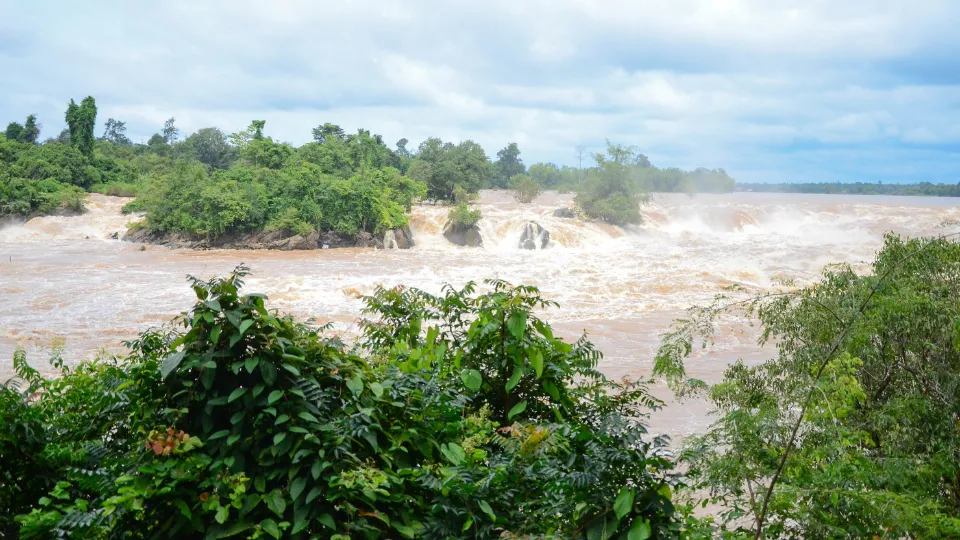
[[1, 0, 958, 183]]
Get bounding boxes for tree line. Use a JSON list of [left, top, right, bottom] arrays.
[[2, 96, 740, 234]]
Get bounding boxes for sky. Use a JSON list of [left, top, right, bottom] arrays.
[[1, 0, 958, 184]]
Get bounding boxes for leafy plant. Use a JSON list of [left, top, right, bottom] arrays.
[[5, 267, 680, 538], [509, 173, 543, 203], [447, 202, 482, 228]]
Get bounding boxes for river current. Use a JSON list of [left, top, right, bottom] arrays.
[[1, 191, 956, 437]]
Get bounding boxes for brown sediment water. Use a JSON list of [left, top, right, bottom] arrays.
[[1, 191, 957, 439]]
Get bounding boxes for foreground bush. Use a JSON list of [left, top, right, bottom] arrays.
[[657, 234, 960, 538], [2, 268, 679, 538]]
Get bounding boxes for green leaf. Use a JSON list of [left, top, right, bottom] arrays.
[[587, 514, 619, 540], [281, 363, 300, 376], [267, 390, 283, 405], [215, 505, 229, 524], [203, 299, 222, 312], [174, 499, 192, 519], [505, 365, 523, 392], [238, 319, 254, 335], [306, 486, 322, 504], [370, 382, 384, 398], [461, 369, 482, 391], [317, 513, 335, 529], [273, 432, 286, 446], [298, 411, 319, 424], [208, 430, 229, 441], [507, 400, 528, 420], [530, 349, 544, 378], [261, 360, 278, 386], [507, 311, 527, 339], [292, 507, 309, 534], [628, 518, 652, 540], [290, 477, 306, 502], [440, 442, 466, 466], [228, 387, 247, 403], [462, 518, 473, 532], [260, 518, 281, 539], [245, 356, 259, 373], [346, 376, 363, 397], [614, 487, 635, 519], [275, 414, 290, 425], [227, 434, 241, 446], [311, 460, 322, 480], [160, 351, 185, 379], [478, 500, 496, 521], [210, 324, 222, 345], [265, 490, 286, 517]]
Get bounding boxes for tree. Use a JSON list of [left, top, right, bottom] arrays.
[[407, 138, 491, 201], [528, 162, 562, 190], [162, 117, 179, 144], [101, 118, 131, 145], [4, 122, 23, 141], [509, 174, 543, 203], [311, 123, 345, 144], [656, 234, 960, 537], [55, 129, 70, 145], [573, 141, 648, 225], [20, 115, 40, 144], [493, 142, 525, 188], [65, 96, 97, 157], [395, 138, 411, 159], [184, 128, 233, 169], [251, 120, 266, 140]]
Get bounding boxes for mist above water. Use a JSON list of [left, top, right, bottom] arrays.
[[1, 191, 956, 436]]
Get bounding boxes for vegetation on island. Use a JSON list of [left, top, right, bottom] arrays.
[[2, 96, 740, 235]]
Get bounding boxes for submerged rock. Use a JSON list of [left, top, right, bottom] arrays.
[[383, 227, 415, 249], [518, 221, 550, 250], [553, 207, 576, 219], [443, 221, 483, 247], [109, 231, 119, 240]]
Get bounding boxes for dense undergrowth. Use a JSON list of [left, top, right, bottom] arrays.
[[2, 268, 681, 539], [4, 234, 960, 537]]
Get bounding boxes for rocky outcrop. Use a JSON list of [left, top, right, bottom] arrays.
[[553, 207, 576, 218], [518, 221, 550, 250], [383, 227, 415, 249], [122, 227, 414, 251], [442, 221, 483, 247]]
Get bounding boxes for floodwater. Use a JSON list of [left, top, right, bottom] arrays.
[[1, 191, 956, 438]]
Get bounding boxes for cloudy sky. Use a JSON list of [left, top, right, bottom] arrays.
[[1, 0, 958, 183]]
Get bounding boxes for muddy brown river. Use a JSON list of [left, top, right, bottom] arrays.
[[1, 191, 956, 437]]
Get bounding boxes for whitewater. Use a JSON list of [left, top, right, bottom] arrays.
[[1, 190, 957, 437]]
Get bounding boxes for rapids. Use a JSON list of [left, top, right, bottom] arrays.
[[1, 191, 957, 437]]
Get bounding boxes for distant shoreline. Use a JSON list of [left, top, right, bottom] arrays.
[[736, 182, 960, 197]]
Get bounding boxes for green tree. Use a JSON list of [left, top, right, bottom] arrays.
[[509, 173, 542, 203], [20, 115, 40, 144], [574, 141, 648, 225], [101, 118, 131, 145], [407, 138, 491, 201], [4, 122, 23, 141], [65, 96, 97, 157], [184, 127, 233, 169], [528, 162, 562, 189], [162, 117, 179, 144], [493, 142, 525, 188], [311, 122, 345, 144], [657, 234, 960, 538]]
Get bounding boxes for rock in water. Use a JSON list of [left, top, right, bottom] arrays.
[[383, 227, 415, 249], [553, 207, 575, 218], [109, 231, 119, 240], [518, 221, 550, 250], [443, 221, 483, 247]]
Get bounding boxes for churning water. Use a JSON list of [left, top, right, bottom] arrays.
[[2, 191, 957, 436]]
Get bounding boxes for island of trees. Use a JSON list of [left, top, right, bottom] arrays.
[[1, 96, 738, 241]]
